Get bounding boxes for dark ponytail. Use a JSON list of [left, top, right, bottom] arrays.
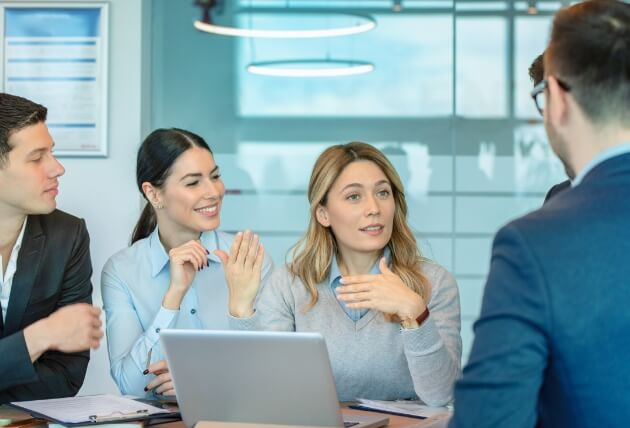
[[131, 128, 212, 244], [131, 203, 158, 245]]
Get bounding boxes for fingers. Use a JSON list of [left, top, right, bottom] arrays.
[[236, 230, 251, 266], [379, 257, 392, 275], [335, 283, 373, 294], [147, 359, 169, 375], [228, 230, 262, 270], [169, 240, 208, 271], [89, 326, 104, 349], [145, 372, 172, 391], [214, 249, 228, 265], [244, 233, 260, 268], [78, 304, 104, 349], [229, 232, 243, 264], [154, 382, 176, 396], [253, 244, 265, 271], [337, 290, 372, 303], [88, 305, 102, 317]]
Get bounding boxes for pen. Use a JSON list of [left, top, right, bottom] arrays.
[[88, 409, 149, 423], [144, 348, 153, 375]]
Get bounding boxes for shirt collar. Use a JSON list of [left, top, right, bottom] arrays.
[[572, 142, 630, 187], [13, 217, 27, 255], [328, 247, 391, 286], [149, 227, 222, 278]]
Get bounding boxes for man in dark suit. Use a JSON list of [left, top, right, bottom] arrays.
[[0, 93, 103, 403], [450, 1, 630, 427]]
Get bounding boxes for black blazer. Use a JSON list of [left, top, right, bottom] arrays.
[[0, 210, 93, 403]]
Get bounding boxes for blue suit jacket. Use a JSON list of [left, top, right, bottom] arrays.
[[450, 153, 630, 428], [543, 179, 571, 204]]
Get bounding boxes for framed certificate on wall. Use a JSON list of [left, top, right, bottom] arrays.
[[0, 3, 109, 157]]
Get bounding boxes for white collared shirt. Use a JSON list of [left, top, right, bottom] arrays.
[[1, 218, 27, 323]]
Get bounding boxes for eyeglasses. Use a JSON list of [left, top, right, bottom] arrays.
[[530, 77, 572, 116]]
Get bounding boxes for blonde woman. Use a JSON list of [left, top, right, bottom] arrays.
[[228, 142, 461, 405]]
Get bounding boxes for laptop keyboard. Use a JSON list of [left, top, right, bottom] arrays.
[[344, 423, 359, 427]]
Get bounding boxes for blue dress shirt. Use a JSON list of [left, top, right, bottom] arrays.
[[572, 142, 630, 186], [329, 248, 390, 322], [101, 228, 273, 396]]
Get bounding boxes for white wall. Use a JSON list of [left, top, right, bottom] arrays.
[[25, 0, 153, 395]]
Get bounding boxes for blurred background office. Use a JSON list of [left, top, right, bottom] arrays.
[[0, 0, 576, 394]]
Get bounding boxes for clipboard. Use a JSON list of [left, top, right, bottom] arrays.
[[9, 395, 180, 426], [348, 405, 427, 420]]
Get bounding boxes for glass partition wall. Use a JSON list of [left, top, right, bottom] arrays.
[[152, 0, 572, 361]]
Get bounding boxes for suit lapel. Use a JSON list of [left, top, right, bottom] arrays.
[[4, 215, 45, 335]]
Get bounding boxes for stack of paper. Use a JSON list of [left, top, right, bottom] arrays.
[[355, 398, 452, 418]]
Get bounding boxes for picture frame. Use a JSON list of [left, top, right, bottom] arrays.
[[0, 2, 109, 157]]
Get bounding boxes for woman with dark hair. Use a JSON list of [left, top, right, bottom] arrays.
[[102, 128, 273, 397], [230, 142, 461, 405]]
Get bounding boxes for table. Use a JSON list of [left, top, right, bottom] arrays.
[[1, 403, 451, 428], [161, 407, 451, 428]]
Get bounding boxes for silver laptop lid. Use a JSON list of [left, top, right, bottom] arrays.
[[160, 329, 344, 428]]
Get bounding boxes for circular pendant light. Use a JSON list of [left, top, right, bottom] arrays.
[[193, 12, 376, 39], [246, 59, 374, 78]]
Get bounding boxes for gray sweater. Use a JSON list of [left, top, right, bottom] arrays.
[[230, 261, 462, 406]]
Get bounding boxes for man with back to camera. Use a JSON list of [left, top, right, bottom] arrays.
[[450, 1, 630, 427], [0, 93, 103, 403], [529, 53, 572, 202]]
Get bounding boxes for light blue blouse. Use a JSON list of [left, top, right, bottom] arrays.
[[101, 228, 273, 396]]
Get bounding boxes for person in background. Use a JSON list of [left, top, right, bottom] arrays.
[[227, 142, 461, 406], [450, 1, 630, 426], [0, 93, 103, 403], [102, 128, 273, 398]]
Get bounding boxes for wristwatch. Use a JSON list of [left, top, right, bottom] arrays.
[[400, 307, 430, 330]]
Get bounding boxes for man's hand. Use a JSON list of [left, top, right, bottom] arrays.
[[24, 303, 103, 362]]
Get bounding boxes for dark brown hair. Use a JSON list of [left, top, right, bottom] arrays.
[[0, 93, 47, 167], [545, 0, 630, 124], [131, 128, 213, 244], [529, 53, 545, 86]]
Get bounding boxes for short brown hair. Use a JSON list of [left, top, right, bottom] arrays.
[[545, 0, 630, 125], [0, 93, 48, 167], [529, 53, 545, 86]]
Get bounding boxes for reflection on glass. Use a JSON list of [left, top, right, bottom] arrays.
[[513, 124, 566, 194], [238, 15, 453, 117], [456, 17, 507, 117], [515, 16, 553, 118], [477, 142, 496, 180]]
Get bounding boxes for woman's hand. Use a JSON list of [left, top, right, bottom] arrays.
[[144, 359, 176, 397], [335, 257, 426, 323], [163, 240, 208, 310], [215, 230, 265, 318]]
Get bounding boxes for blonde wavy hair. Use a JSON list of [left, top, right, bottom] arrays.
[[289, 142, 431, 313]]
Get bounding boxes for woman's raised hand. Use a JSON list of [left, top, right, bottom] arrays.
[[215, 230, 265, 318], [163, 240, 208, 310], [335, 257, 426, 323]]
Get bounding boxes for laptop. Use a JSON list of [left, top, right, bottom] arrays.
[[160, 329, 389, 428]]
